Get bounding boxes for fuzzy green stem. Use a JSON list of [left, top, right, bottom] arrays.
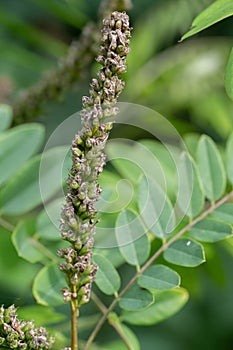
[[84, 190, 233, 350], [71, 288, 78, 350]]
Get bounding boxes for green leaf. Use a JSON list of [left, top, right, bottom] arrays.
[[96, 170, 134, 213], [93, 254, 121, 295], [95, 212, 118, 248], [0, 227, 39, 294], [112, 323, 140, 350], [12, 219, 45, 263], [115, 209, 150, 266], [121, 288, 189, 325], [94, 247, 125, 269], [139, 140, 179, 199], [211, 203, 233, 224], [178, 153, 204, 218], [138, 264, 180, 290], [181, 0, 233, 41], [183, 133, 199, 159], [189, 218, 232, 243], [106, 140, 166, 189], [37, 198, 64, 241], [39, 146, 71, 202], [119, 285, 154, 311], [33, 263, 65, 306], [226, 133, 233, 185], [164, 238, 205, 267], [197, 135, 226, 201], [0, 104, 12, 132], [0, 123, 45, 186], [106, 141, 143, 185], [0, 156, 41, 215], [225, 48, 233, 101], [17, 305, 66, 326], [101, 338, 139, 350], [101, 342, 129, 350], [138, 175, 175, 239], [0, 146, 70, 215]]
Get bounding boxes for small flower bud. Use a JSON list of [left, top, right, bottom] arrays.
[[97, 70, 105, 82], [79, 294, 90, 306], [70, 180, 79, 189], [74, 240, 82, 251], [115, 20, 122, 29], [102, 30, 109, 42]]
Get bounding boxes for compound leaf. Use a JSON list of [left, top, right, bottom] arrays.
[[33, 263, 65, 306], [138, 175, 175, 239], [164, 238, 205, 267], [93, 254, 121, 295], [119, 285, 154, 311], [181, 0, 233, 40], [197, 135, 226, 201], [0, 123, 45, 186], [37, 198, 64, 241], [138, 264, 180, 290], [115, 209, 150, 266], [12, 219, 45, 263], [178, 152, 204, 218], [112, 323, 140, 350], [211, 203, 233, 224], [121, 288, 189, 325], [189, 218, 232, 243], [0, 146, 69, 215]]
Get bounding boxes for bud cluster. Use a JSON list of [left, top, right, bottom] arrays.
[[59, 11, 131, 306], [0, 305, 54, 349]]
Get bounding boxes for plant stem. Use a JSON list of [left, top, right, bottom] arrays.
[[71, 287, 78, 350], [91, 293, 108, 314], [30, 237, 58, 262], [91, 293, 131, 350], [0, 217, 15, 231], [84, 190, 233, 350], [59, 10, 131, 350]]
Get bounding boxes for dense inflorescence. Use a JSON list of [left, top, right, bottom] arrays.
[[58, 11, 131, 307], [0, 305, 54, 349]]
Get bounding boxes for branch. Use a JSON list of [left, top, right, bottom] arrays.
[[29, 237, 58, 262], [91, 293, 132, 350], [84, 190, 233, 350], [12, 0, 132, 125], [0, 217, 15, 231]]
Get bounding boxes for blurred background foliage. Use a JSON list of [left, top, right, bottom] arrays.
[[0, 0, 233, 349]]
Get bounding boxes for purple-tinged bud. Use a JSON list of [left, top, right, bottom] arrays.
[[97, 70, 106, 82]]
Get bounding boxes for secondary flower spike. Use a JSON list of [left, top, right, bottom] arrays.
[[0, 305, 54, 349], [58, 11, 131, 307]]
